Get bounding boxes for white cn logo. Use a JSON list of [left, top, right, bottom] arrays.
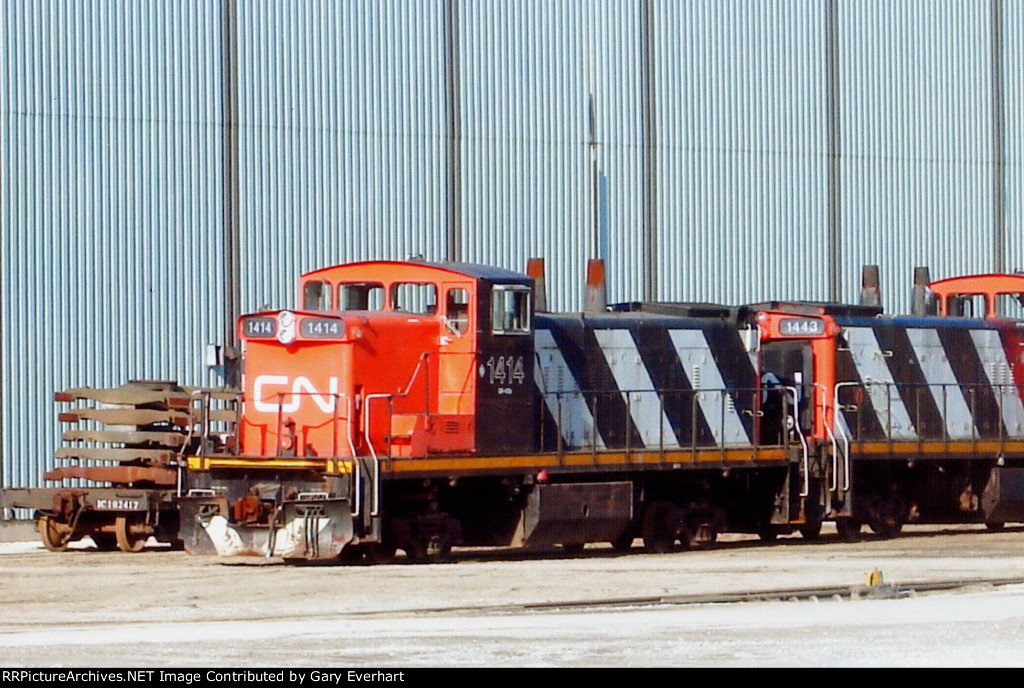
[[252, 375, 340, 413]]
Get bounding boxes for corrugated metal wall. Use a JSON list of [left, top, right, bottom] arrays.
[[235, 0, 448, 312], [654, 0, 828, 305], [2, 0, 1020, 492], [1, 0, 224, 490], [1006, 1, 1023, 273], [459, 0, 643, 312], [838, 0, 994, 308]]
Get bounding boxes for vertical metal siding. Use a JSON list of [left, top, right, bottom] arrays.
[[235, 0, 448, 313], [839, 0, 993, 308], [1, 0, 224, 489], [3, 0, 1020, 495], [458, 0, 643, 312], [653, 0, 829, 306], [1005, 0, 1023, 273]]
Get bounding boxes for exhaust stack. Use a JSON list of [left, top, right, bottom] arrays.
[[860, 265, 882, 309], [526, 258, 548, 313], [911, 266, 935, 316], [584, 259, 607, 313]]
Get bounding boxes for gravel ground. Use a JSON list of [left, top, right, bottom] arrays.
[[1, 524, 1023, 667]]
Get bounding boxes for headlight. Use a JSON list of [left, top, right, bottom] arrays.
[[276, 310, 296, 344]]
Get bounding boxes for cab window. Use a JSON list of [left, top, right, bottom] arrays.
[[491, 285, 531, 335], [392, 282, 437, 315], [303, 281, 332, 311], [948, 294, 987, 318], [995, 293, 1024, 320], [338, 282, 384, 311], [445, 288, 470, 335]]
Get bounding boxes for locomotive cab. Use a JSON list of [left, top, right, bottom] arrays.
[[237, 260, 535, 461], [929, 273, 1024, 319]]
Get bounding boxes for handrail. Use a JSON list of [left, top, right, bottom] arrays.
[[361, 352, 432, 521], [814, 381, 836, 494], [781, 386, 809, 498], [331, 393, 358, 460], [832, 382, 861, 493], [808, 382, 835, 499], [360, 394, 387, 520]]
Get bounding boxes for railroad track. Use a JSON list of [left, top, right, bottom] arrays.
[[399, 576, 1024, 617]]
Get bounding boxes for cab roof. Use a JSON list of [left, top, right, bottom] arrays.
[[302, 259, 531, 285]]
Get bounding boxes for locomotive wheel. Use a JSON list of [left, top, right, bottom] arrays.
[[642, 501, 684, 554], [798, 519, 823, 540], [867, 497, 903, 539], [756, 525, 778, 542], [90, 532, 119, 551], [560, 542, 585, 554], [985, 521, 1005, 532], [368, 544, 399, 565], [401, 536, 451, 563], [610, 531, 635, 553], [114, 516, 148, 553], [835, 518, 862, 542], [38, 515, 72, 552], [338, 544, 366, 565], [365, 542, 398, 564]]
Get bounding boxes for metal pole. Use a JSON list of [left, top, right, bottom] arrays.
[[444, 0, 462, 262], [826, 0, 841, 301], [220, 0, 240, 387], [641, 0, 657, 301], [991, 0, 1005, 273], [588, 94, 599, 258]]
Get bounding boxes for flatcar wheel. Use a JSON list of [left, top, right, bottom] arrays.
[[114, 516, 148, 553], [165, 538, 186, 551], [90, 532, 119, 551], [642, 501, 678, 554], [835, 518, 862, 542], [38, 515, 71, 552]]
